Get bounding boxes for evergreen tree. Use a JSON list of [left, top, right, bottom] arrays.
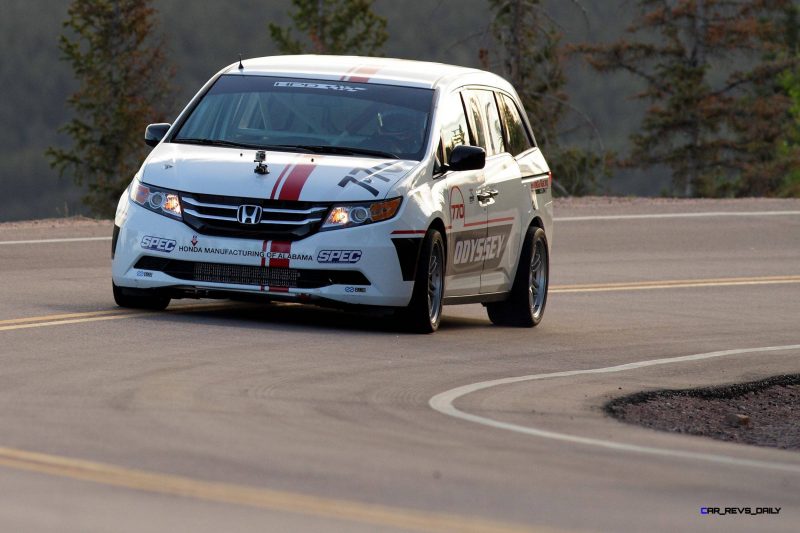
[[47, 0, 172, 217], [578, 0, 797, 197], [269, 0, 387, 56], [482, 0, 610, 196], [777, 4, 800, 196]]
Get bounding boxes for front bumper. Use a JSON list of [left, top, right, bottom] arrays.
[[112, 203, 416, 307]]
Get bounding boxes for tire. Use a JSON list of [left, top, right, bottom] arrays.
[[486, 226, 548, 327], [399, 228, 445, 333], [112, 282, 171, 311]]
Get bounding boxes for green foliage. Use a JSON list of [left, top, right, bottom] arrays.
[[483, 0, 610, 196], [578, 0, 798, 197], [269, 0, 387, 56], [46, 0, 172, 217], [778, 5, 800, 197]]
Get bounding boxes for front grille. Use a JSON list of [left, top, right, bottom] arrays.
[[181, 192, 330, 241], [135, 257, 370, 289]]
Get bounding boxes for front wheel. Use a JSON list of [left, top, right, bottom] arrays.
[[399, 228, 445, 333], [486, 226, 549, 327], [112, 282, 170, 311]]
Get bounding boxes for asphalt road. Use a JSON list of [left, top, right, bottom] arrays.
[[0, 198, 799, 533]]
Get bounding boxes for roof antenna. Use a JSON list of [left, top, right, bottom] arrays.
[[238, 54, 244, 70]]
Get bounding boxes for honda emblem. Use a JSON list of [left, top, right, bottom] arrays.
[[237, 204, 262, 224]]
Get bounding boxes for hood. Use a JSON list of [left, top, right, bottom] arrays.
[[141, 143, 420, 203]]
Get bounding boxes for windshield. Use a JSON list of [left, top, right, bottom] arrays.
[[173, 75, 435, 161]]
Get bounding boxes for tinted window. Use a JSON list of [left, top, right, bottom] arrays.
[[174, 75, 435, 160], [498, 94, 533, 156], [439, 93, 470, 164], [463, 91, 488, 151], [472, 90, 505, 156]]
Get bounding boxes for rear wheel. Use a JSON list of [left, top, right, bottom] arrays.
[[112, 282, 170, 310], [400, 228, 445, 333], [486, 226, 548, 327]]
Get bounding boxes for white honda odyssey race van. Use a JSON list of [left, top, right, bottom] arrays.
[[112, 55, 553, 332]]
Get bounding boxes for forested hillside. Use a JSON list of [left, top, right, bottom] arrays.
[[1, 0, 654, 221]]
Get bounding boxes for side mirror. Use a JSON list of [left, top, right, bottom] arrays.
[[145, 123, 171, 147], [448, 145, 485, 172]]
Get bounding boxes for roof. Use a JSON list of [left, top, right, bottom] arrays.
[[227, 55, 505, 91]]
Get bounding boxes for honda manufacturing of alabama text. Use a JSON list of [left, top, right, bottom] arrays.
[[112, 55, 553, 333]]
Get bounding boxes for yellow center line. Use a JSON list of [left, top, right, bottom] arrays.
[[0, 446, 559, 533], [0, 309, 138, 325], [0, 302, 241, 331], [1, 275, 798, 331]]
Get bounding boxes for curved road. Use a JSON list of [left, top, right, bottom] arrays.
[[0, 198, 799, 532]]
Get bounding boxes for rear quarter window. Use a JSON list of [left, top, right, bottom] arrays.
[[498, 94, 533, 156]]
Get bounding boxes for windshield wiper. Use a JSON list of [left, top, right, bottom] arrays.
[[281, 145, 399, 159], [173, 138, 318, 154], [172, 138, 261, 149]]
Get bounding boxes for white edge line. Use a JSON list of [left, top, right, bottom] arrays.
[[0, 236, 112, 245], [429, 344, 800, 473], [0, 212, 800, 245], [2, 210, 798, 244], [554, 211, 800, 222]]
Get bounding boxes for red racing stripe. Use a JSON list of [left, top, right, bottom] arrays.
[[339, 66, 360, 81], [268, 241, 292, 293], [346, 66, 380, 83], [277, 156, 316, 201], [463, 217, 516, 228], [390, 230, 427, 235], [270, 154, 303, 199], [260, 239, 269, 291]]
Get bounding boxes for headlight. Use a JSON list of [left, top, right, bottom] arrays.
[[321, 197, 402, 230], [130, 181, 182, 220]]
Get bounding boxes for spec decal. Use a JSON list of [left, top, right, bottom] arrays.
[[317, 250, 363, 264], [141, 236, 176, 253], [136, 270, 153, 278]]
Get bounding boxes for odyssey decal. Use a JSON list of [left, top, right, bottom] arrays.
[[449, 225, 512, 274], [141, 236, 176, 253], [317, 250, 362, 264]]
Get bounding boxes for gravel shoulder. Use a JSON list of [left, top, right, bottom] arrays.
[[607, 375, 800, 450]]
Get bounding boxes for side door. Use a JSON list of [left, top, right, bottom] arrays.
[[465, 89, 522, 294], [438, 91, 486, 297], [497, 92, 552, 236]]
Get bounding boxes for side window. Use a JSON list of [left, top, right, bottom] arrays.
[[439, 93, 470, 164], [474, 90, 505, 156], [498, 94, 533, 156], [463, 91, 487, 152]]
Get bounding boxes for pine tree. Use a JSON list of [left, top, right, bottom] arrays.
[[482, 0, 610, 196], [777, 4, 800, 196], [46, 0, 172, 217], [577, 0, 797, 197], [269, 0, 387, 56]]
